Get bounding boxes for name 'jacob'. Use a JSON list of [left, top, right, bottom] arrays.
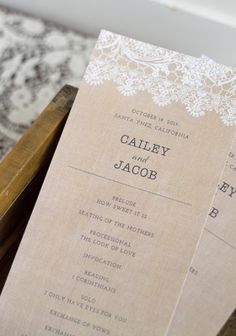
[[114, 134, 171, 180]]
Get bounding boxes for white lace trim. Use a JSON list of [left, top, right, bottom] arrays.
[[84, 30, 236, 126]]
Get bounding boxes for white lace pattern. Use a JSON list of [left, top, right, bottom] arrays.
[[85, 30, 236, 126]]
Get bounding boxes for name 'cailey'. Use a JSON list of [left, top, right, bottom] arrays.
[[120, 134, 171, 156], [113, 134, 171, 181]]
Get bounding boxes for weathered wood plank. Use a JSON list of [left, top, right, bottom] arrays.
[[0, 85, 78, 290]]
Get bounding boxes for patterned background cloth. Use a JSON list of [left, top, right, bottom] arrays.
[[0, 5, 95, 159], [0, 5, 235, 336]]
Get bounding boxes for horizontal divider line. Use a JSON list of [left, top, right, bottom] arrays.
[[204, 228, 236, 251], [67, 165, 192, 207]]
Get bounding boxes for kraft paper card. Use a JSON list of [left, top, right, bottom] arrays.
[[166, 144, 236, 336], [0, 31, 236, 336]]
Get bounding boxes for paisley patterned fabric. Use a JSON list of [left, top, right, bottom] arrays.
[[0, 6, 95, 159]]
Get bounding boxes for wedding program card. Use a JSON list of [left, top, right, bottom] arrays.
[[0, 31, 236, 336], [166, 143, 236, 336]]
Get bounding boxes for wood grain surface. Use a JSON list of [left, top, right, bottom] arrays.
[[0, 84, 78, 291]]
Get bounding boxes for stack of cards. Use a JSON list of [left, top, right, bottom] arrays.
[[0, 31, 235, 336]]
